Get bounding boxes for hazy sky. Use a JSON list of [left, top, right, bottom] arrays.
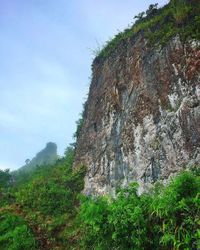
[[0, 0, 168, 170]]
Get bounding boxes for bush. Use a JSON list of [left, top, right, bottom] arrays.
[[150, 171, 200, 250], [79, 183, 148, 249], [171, 0, 192, 23], [0, 212, 37, 250], [16, 179, 73, 216], [15, 149, 86, 217], [79, 171, 200, 250], [79, 195, 111, 249], [108, 183, 147, 250]]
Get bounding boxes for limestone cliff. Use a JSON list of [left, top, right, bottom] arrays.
[[75, 2, 200, 195]]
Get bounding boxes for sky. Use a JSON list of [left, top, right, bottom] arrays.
[[0, 0, 168, 170]]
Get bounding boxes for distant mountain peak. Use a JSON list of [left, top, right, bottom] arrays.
[[18, 142, 58, 173]]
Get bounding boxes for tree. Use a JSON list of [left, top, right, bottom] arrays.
[[25, 159, 30, 165], [146, 3, 158, 17], [0, 169, 10, 188], [73, 116, 84, 140], [134, 11, 145, 22]]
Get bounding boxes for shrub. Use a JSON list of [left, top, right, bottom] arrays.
[[79, 171, 200, 250], [0, 212, 37, 250], [108, 183, 147, 250], [150, 171, 200, 249], [15, 149, 86, 217], [79, 195, 111, 249], [171, 0, 192, 23]]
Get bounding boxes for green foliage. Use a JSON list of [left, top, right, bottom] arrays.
[[15, 148, 86, 217], [0, 169, 11, 189], [16, 179, 73, 216], [1, 153, 199, 250], [0, 146, 86, 249], [73, 100, 88, 142], [134, 11, 145, 23], [190, 165, 200, 176], [95, 0, 200, 60], [150, 171, 200, 250], [12, 142, 58, 188], [79, 171, 200, 250], [73, 116, 84, 140], [0, 212, 37, 250], [107, 183, 147, 250], [12, 142, 59, 184], [146, 3, 158, 17], [79, 183, 148, 250], [79, 195, 111, 249], [0, 169, 14, 207], [171, 0, 192, 23]]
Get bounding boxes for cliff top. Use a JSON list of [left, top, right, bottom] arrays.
[[94, 0, 200, 63]]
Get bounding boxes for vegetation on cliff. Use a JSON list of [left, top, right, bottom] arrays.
[[95, 0, 200, 59]]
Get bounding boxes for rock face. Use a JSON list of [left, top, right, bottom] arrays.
[[74, 34, 200, 195]]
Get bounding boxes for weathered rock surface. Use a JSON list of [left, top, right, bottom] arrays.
[[75, 34, 200, 195]]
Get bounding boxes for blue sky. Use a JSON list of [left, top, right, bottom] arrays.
[[0, 0, 168, 170]]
